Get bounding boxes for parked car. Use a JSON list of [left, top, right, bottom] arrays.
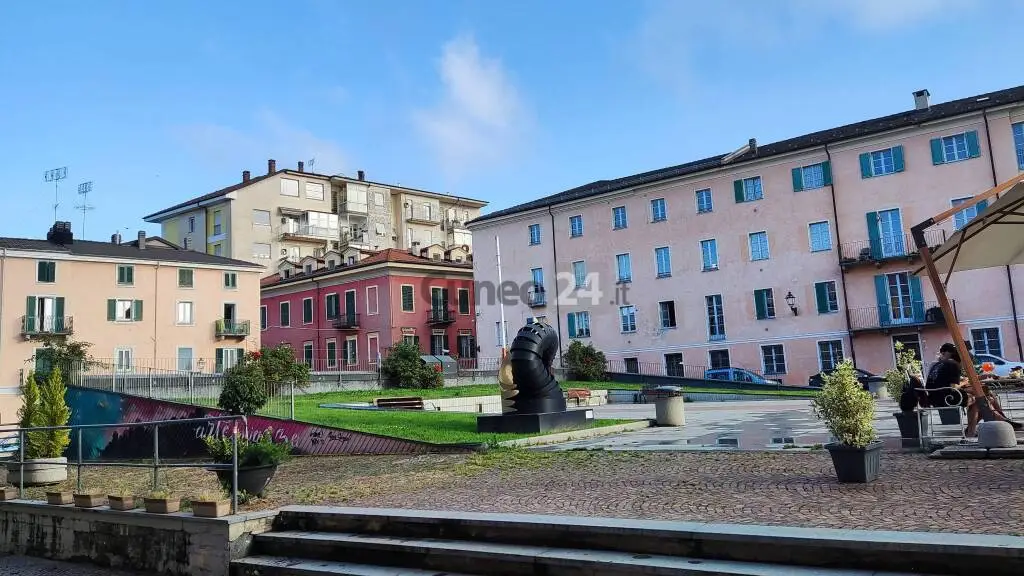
[[807, 368, 885, 389], [704, 367, 782, 386], [973, 353, 1024, 377]]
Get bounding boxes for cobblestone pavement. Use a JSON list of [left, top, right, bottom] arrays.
[[0, 556, 144, 575], [349, 449, 1024, 535]]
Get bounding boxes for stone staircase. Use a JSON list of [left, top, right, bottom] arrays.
[[231, 506, 1022, 575]]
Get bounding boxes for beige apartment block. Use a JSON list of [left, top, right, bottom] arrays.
[[144, 161, 485, 277]]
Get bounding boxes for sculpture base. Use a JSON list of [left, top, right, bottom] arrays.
[[476, 409, 593, 434]]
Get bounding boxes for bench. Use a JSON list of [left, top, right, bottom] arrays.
[[374, 396, 425, 410]]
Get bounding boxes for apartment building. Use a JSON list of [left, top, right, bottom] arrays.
[[469, 85, 1024, 385], [143, 161, 486, 277], [261, 248, 476, 370], [0, 223, 263, 423]]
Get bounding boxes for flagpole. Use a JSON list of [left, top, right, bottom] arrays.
[[496, 236, 507, 350]]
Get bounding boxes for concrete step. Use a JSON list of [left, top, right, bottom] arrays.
[[232, 555, 476, 575], [250, 531, 925, 576]]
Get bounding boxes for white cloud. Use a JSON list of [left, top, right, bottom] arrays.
[[822, 0, 970, 31], [413, 35, 530, 178]]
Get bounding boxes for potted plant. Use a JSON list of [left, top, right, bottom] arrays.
[[191, 490, 230, 518], [144, 489, 180, 514], [0, 486, 17, 501], [7, 369, 72, 486], [46, 491, 72, 505], [886, 342, 922, 447], [812, 359, 883, 483], [73, 490, 107, 508], [108, 484, 136, 511], [204, 428, 291, 498]]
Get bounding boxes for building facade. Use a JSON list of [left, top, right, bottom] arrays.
[[143, 162, 485, 277], [469, 85, 1024, 386], [0, 224, 263, 423], [260, 249, 476, 370]]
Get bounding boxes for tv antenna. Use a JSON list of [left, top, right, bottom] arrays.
[[44, 166, 68, 222], [75, 181, 94, 238], [307, 157, 316, 172]]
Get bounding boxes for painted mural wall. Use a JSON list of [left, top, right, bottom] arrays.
[[65, 386, 446, 459]]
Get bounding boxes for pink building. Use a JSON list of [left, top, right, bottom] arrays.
[[469, 85, 1024, 385], [260, 249, 477, 369]]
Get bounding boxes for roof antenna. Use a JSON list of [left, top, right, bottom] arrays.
[[76, 181, 94, 239], [44, 166, 68, 222]]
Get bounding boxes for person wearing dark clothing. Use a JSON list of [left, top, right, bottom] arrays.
[[925, 343, 965, 409]]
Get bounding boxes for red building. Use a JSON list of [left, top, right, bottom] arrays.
[[260, 249, 476, 370]]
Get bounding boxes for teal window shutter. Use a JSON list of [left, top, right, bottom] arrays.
[[26, 296, 36, 328], [930, 138, 944, 165], [47, 262, 55, 282], [874, 275, 890, 327], [966, 130, 981, 158], [236, 348, 245, 362], [106, 299, 116, 321], [733, 180, 744, 203], [54, 297, 65, 332], [127, 266, 134, 285], [215, 349, 224, 373], [791, 168, 803, 192], [821, 161, 832, 186], [909, 275, 924, 322], [567, 313, 577, 337], [892, 145, 905, 172], [865, 212, 881, 260], [132, 299, 143, 322], [859, 153, 872, 178], [754, 290, 767, 320], [977, 199, 989, 213], [814, 282, 828, 314]]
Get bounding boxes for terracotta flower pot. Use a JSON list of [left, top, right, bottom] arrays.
[[46, 491, 72, 505], [192, 500, 230, 518], [73, 493, 107, 508], [108, 495, 135, 511], [144, 497, 180, 514]]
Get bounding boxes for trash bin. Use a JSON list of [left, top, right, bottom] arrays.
[[653, 385, 685, 426]]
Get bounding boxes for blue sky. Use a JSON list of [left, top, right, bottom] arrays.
[[1, 0, 1022, 241]]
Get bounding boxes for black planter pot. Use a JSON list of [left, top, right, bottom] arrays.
[[825, 440, 883, 483], [893, 412, 921, 448], [938, 408, 962, 426], [214, 464, 278, 497]]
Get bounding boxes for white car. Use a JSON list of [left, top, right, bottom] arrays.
[[974, 353, 1024, 377]]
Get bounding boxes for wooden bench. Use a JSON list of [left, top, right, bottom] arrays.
[[374, 396, 425, 410]]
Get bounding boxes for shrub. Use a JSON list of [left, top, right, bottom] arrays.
[[811, 359, 876, 448], [204, 428, 292, 468], [381, 342, 443, 389], [217, 346, 310, 415], [18, 372, 41, 431], [884, 341, 921, 403], [21, 367, 71, 459], [563, 340, 607, 381]]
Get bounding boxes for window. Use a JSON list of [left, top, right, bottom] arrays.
[[375, 192, 385, 207], [528, 224, 541, 245], [183, 237, 191, 250], [659, 301, 676, 328], [280, 301, 291, 327], [302, 298, 313, 324], [706, 294, 725, 340], [108, 299, 142, 322], [700, 239, 718, 271], [860, 145, 904, 178], [572, 260, 587, 288], [217, 348, 243, 373], [304, 264, 312, 274], [325, 293, 339, 320], [734, 176, 763, 203], [177, 347, 193, 372], [343, 338, 358, 365], [616, 253, 632, 283], [252, 242, 271, 259], [213, 210, 223, 235], [252, 209, 271, 226], [567, 311, 591, 338], [748, 231, 770, 261], [531, 268, 544, 292], [458, 288, 470, 314], [223, 272, 237, 288], [178, 268, 194, 288], [814, 280, 839, 314], [326, 340, 338, 369], [932, 132, 979, 164], [494, 320, 509, 347], [569, 215, 583, 238], [36, 261, 55, 283], [115, 348, 133, 372], [664, 353, 684, 377], [187, 216, 195, 233], [762, 345, 787, 375], [305, 182, 324, 200], [1014, 122, 1024, 171], [808, 221, 832, 252], [612, 206, 628, 229], [971, 328, 1003, 357], [401, 285, 414, 312], [792, 162, 830, 191], [302, 342, 314, 367], [116, 264, 134, 286], [280, 178, 299, 197], [650, 198, 667, 222], [619, 305, 637, 333], [650, 246, 671, 278], [176, 301, 194, 325], [818, 340, 845, 372], [624, 358, 639, 374], [260, 305, 267, 330], [367, 286, 379, 315], [696, 188, 713, 213], [709, 349, 730, 369], [754, 289, 775, 320], [213, 244, 223, 256], [951, 197, 987, 230]]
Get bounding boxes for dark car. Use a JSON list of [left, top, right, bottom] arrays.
[[807, 368, 885, 389]]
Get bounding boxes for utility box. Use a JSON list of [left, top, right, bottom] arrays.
[[420, 355, 458, 376]]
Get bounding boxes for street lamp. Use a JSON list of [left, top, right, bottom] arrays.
[[785, 291, 798, 316]]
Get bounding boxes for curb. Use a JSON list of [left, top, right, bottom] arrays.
[[496, 420, 651, 448]]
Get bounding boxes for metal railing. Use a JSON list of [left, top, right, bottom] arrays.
[[278, 224, 338, 239], [848, 300, 952, 331], [215, 319, 251, 337], [527, 289, 547, 307], [331, 312, 359, 329], [406, 210, 442, 224], [427, 308, 455, 324], [4, 415, 246, 515], [839, 229, 946, 264], [339, 201, 368, 215], [21, 315, 74, 336]]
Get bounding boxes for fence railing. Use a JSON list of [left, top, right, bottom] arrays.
[[848, 300, 951, 331], [839, 229, 946, 264]]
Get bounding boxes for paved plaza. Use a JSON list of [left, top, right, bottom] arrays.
[[0, 556, 144, 575]]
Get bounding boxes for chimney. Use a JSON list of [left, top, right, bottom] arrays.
[[242, 170, 251, 182], [111, 232, 122, 244], [357, 170, 365, 181], [46, 221, 73, 245], [137, 230, 146, 249], [297, 161, 304, 172], [268, 158, 276, 174], [748, 138, 758, 156], [913, 89, 930, 111]]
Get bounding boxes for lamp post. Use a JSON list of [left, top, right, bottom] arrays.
[[785, 291, 799, 316]]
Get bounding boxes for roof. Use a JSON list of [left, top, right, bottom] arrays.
[[0, 237, 262, 268], [471, 83, 1024, 225], [263, 248, 472, 289], [143, 172, 280, 222]]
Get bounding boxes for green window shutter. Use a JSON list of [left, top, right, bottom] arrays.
[[48, 262, 56, 282], [865, 212, 881, 260], [977, 199, 989, 213], [892, 145, 905, 172], [106, 299, 116, 321], [821, 161, 832, 186], [966, 130, 981, 158], [930, 138, 944, 165], [733, 180, 744, 203], [874, 275, 890, 327], [54, 297, 65, 332], [215, 349, 224, 373], [127, 266, 134, 284], [236, 348, 245, 361], [791, 167, 803, 192], [859, 153, 872, 178], [132, 299, 143, 322], [26, 296, 36, 326], [909, 275, 924, 322], [567, 313, 577, 337], [814, 282, 829, 314], [754, 290, 767, 320]]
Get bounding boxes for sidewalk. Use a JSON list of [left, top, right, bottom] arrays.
[[0, 556, 144, 575]]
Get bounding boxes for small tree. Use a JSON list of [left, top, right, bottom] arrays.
[[563, 340, 607, 381], [18, 372, 41, 456], [812, 359, 876, 448], [33, 335, 94, 384], [381, 342, 443, 389], [217, 346, 310, 415], [884, 341, 921, 401], [28, 367, 71, 459]]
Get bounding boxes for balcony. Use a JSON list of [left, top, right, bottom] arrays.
[[848, 300, 954, 333], [340, 201, 368, 215], [427, 308, 455, 325], [527, 288, 547, 307], [332, 312, 359, 330], [278, 224, 337, 243], [215, 319, 250, 338], [839, 229, 946, 269], [406, 211, 442, 226], [21, 315, 73, 338]]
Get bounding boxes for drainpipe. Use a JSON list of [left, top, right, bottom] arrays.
[[153, 262, 160, 361], [0, 248, 6, 393], [547, 206, 563, 357], [983, 110, 1024, 358], [825, 143, 857, 366], [314, 279, 322, 370]]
